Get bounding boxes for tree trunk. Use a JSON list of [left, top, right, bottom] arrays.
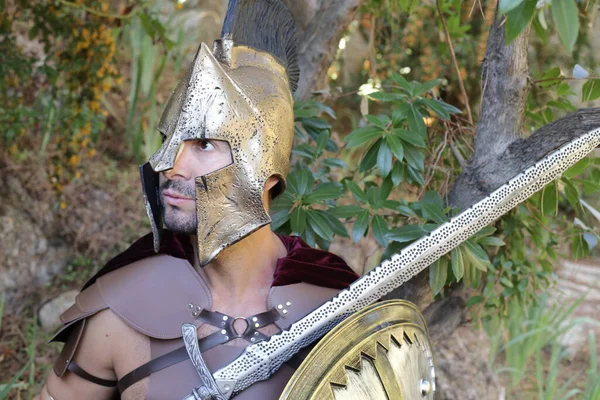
[[284, 0, 363, 100]]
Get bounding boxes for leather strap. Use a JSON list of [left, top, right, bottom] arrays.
[[117, 308, 282, 394], [67, 360, 118, 387]]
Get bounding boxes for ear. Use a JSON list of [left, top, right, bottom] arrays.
[[263, 176, 282, 209], [264, 176, 280, 193]]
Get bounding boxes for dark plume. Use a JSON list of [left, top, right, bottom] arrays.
[[221, 0, 299, 92]]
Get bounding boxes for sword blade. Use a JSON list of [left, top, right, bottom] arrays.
[[213, 127, 600, 397]]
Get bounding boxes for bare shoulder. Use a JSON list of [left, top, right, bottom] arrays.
[[39, 308, 151, 400]]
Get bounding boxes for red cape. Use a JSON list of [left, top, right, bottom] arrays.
[[84, 231, 358, 290]]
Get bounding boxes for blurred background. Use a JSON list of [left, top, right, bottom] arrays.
[[0, 0, 599, 398]]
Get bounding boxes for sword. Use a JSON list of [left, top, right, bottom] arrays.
[[184, 126, 600, 399]]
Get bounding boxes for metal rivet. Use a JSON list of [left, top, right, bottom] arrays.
[[192, 311, 199, 317], [255, 323, 260, 328], [221, 321, 226, 326], [282, 309, 288, 315], [66, 359, 70, 364], [196, 305, 202, 311], [221, 329, 227, 335], [223, 316, 228, 321], [224, 336, 229, 341], [254, 332, 259, 336], [286, 301, 291, 307], [277, 304, 283, 309], [252, 317, 258, 322], [250, 338, 255, 342], [188, 304, 194, 309], [224, 385, 230, 391]]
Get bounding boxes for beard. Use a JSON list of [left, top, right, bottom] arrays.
[[159, 179, 197, 235]]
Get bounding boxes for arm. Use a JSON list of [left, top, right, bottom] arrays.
[[35, 309, 119, 400]]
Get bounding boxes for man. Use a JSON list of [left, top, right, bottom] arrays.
[[35, 1, 358, 399]]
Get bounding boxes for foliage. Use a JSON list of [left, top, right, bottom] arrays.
[[488, 293, 600, 398], [0, 0, 174, 203]]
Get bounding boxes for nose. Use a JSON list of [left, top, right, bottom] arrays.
[[162, 142, 194, 181]]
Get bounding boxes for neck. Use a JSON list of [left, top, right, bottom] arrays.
[[192, 226, 287, 309]]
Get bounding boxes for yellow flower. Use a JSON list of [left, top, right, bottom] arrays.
[[68, 154, 81, 168], [75, 171, 82, 179], [87, 149, 97, 157], [60, 201, 67, 209]]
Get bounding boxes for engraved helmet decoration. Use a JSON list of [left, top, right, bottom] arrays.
[[139, 0, 299, 266]]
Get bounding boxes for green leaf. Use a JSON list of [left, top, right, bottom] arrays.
[[291, 207, 307, 234], [551, 0, 579, 52], [387, 225, 426, 243], [572, 232, 589, 259], [539, 66, 563, 88], [385, 135, 404, 162], [323, 158, 347, 169], [360, 139, 382, 173], [421, 202, 447, 224], [371, 215, 389, 247], [270, 209, 290, 231], [368, 92, 407, 102], [422, 191, 444, 209], [500, 276, 514, 288], [464, 240, 491, 271], [307, 210, 334, 241], [414, 79, 441, 96], [541, 180, 558, 217], [562, 179, 580, 210], [377, 143, 393, 177], [380, 178, 393, 200], [564, 158, 591, 178], [505, 0, 536, 44], [391, 162, 404, 186], [407, 104, 426, 136], [406, 165, 425, 186], [319, 210, 349, 238], [451, 247, 465, 281], [465, 295, 484, 307], [403, 145, 425, 171], [391, 72, 411, 91], [296, 167, 314, 196], [474, 226, 496, 239], [292, 143, 317, 159], [392, 129, 426, 148], [301, 117, 331, 130], [478, 237, 506, 247], [499, 0, 525, 13], [330, 205, 364, 218], [429, 258, 448, 295], [582, 79, 600, 102], [305, 182, 345, 204], [365, 114, 387, 129], [420, 98, 451, 120], [392, 103, 410, 126], [344, 126, 384, 148], [345, 181, 367, 202], [352, 210, 370, 243]]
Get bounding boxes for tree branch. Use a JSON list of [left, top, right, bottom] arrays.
[[472, 11, 530, 169]]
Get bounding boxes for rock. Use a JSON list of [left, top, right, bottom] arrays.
[[38, 290, 78, 332]]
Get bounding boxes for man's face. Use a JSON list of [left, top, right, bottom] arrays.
[[159, 139, 232, 234]]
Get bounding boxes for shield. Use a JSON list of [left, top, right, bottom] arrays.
[[280, 300, 435, 400]]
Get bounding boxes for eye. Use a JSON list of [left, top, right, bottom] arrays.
[[195, 140, 215, 151]]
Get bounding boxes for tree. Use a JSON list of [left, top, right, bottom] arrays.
[[279, 1, 600, 397]]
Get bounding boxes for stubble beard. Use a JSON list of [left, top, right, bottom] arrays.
[[159, 179, 197, 235]]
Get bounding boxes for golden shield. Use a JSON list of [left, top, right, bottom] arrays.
[[280, 300, 435, 400]]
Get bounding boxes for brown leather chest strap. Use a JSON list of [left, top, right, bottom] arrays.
[[117, 308, 281, 393], [67, 361, 118, 387]]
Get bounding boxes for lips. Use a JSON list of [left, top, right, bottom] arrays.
[[162, 190, 194, 206]]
